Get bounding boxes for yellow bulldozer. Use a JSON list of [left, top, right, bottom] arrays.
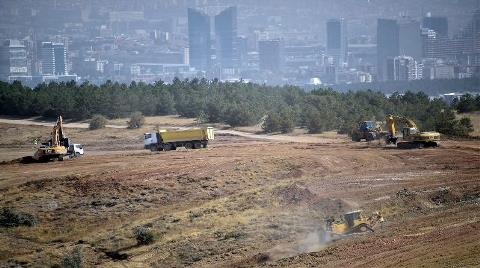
[[385, 114, 440, 149], [325, 210, 383, 238]]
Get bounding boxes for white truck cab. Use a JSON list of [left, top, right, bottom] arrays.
[[68, 144, 84, 156], [144, 133, 157, 149]]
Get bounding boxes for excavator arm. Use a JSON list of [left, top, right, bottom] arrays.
[[50, 116, 65, 147], [385, 115, 419, 144]]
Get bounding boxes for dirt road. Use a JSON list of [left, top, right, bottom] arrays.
[[0, 117, 126, 129], [0, 122, 479, 267], [0, 117, 345, 144]]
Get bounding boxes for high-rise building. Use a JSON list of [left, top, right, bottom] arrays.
[[467, 9, 480, 66], [188, 8, 211, 71], [399, 17, 422, 60], [391, 56, 420, 81], [326, 18, 348, 66], [40, 42, 55, 75], [377, 19, 399, 81], [54, 43, 67, 75], [0, 40, 29, 81], [423, 15, 448, 37], [215, 7, 237, 69], [236, 36, 248, 68], [40, 42, 67, 75], [258, 39, 283, 73]]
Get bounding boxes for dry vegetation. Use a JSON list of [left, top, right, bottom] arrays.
[[0, 119, 479, 267]]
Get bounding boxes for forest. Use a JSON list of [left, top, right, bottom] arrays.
[[0, 78, 476, 136]]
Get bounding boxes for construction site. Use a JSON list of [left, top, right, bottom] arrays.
[[0, 115, 479, 267]]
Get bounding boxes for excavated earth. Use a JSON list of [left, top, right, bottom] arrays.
[[0, 123, 479, 267]]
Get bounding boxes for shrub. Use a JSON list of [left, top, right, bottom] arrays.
[[0, 207, 38, 227], [262, 112, 281, 133], [454, 117, 474, 136], [278, 109, 295, 133], [128, 112, 145, 129], [89, 114, 107, 130], [62, 247, 83, 268], [223, 104, 258, 127], [196, 110, 209, 124], [262, 108, 295, 134], [133, 226, 155, 245]]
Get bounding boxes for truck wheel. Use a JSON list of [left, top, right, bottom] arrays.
[[367, 132, 376, 141], [163, 143, 172, 151], [202, 143, 208, 148], [193, 142, 201, 149], [185, 143, 193, 149]]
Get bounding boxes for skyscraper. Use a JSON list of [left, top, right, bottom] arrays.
[[40, 42, 67, 75], [258, 39, 283, 73], [215, 7, 237, 69], [40, 42, 54, 75], [423, 15, 448, 37], [188, 8, 211, 71], [377, 19, 399, 81], [326, 18, 347, 66], [399, 18, 422, 60], [470, 10, 480, 59], [53, 43, 67, 75]]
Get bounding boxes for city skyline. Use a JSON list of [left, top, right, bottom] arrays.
[[0, 0, 479, 87]]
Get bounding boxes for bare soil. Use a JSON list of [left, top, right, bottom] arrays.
[[0, 121, 479, 267]]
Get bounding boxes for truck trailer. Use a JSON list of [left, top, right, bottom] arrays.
[[144, 127, 214, 151]]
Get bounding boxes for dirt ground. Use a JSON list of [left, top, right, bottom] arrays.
[[0, 121, 479, 268]]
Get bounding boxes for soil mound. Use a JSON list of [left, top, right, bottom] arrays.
[[275, 183, 316, 205], [308, 198, 354, 216]]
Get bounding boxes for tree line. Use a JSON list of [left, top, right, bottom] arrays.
[[451, 93, 480, 114], [336, 77, 480, 95], [0, 78, 475, 136]]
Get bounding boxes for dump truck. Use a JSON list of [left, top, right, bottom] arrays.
[[385, 114, 440, 149], [351, 121, 386, 142], [144, 127, 214, 151], [33, 116, 84, 161]]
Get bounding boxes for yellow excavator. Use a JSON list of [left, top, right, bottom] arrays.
[[33, 116, 84, 161], [385, 114, 440, 149]]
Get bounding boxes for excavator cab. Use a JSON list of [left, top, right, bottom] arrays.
[[402, 127, 418, 138]]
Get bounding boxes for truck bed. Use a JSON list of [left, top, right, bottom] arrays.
[[160, 127, 214, 143]]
